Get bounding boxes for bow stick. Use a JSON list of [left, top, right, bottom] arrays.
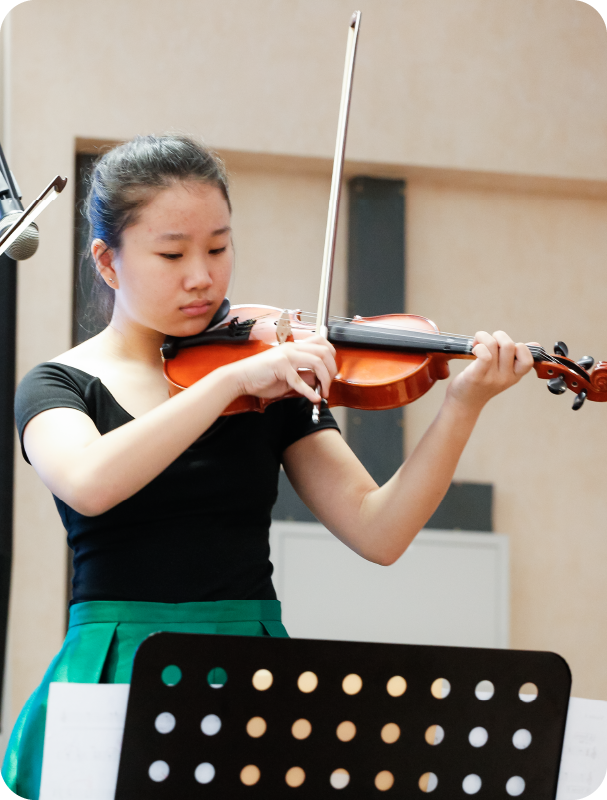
[[312, 10, 361, 423]]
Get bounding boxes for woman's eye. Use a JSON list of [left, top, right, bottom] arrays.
[[160, 253, 183, 260], [209, 246, 227, 255]]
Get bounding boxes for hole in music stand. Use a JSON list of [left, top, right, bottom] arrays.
[[200, 714, 221, 736], [252, 668, 273, 691], [330, 769, 350, 789], [506, 776, 526, 795], [386, 675, 407, 697], [154, 712, 175, 734], [513, 729, 532, 750], [240, 765, 260, 786], [194, 762, 215, 784], [292, 719, 312, 740], [469, 727, 488, 748], [336, 721, 356, 742], [207, 667, 227, 689], [463, 774, 482, 794], [381, 723, 400, 743], [297, 671, 318, 693], [425, 724, 445, 745], [375, 770, 394, 791], [430, 678, 451, 699], [419, 772, 438, 792], [519, 683, 538, 703], [285, 767, 306, 787], [148, 760, 169, 782], [475, 680, 494, 700], [161, 665, 181, 686], [246, 716, 267, 738], [342, 673, 362, 695]]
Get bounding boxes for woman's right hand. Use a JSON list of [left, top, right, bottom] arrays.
[[226, 335, 338, 404]]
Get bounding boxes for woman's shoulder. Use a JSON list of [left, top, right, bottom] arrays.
[[14, 359, 102, 464], [15, 361, 97, 421], [16, 338, 108, 414], [48, 334, 104, 375]]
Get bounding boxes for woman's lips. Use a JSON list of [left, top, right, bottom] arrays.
[[180, 302, 212, 317]]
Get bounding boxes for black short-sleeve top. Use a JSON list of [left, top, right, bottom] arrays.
[[14, 363, 339, 606]]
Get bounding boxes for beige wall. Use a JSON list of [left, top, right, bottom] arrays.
[[228, 167, 347, 318], [3, 0, 607, 740], [12, 0, 607, 178], [406, 176, 607, 699]]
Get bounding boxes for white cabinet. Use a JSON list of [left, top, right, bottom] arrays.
[[270, 523, 509, 648]]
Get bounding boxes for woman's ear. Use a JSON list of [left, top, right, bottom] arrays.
[[91, 239, 118, 288]]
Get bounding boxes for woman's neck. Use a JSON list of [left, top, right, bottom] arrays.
[[96, 313, 166, 369]]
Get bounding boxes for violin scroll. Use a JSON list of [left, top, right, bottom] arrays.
[[590, 361, 607, 394], [534, 340, 607, 408]]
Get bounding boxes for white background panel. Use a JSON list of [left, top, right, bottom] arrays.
[[270, 523, 509, 648]]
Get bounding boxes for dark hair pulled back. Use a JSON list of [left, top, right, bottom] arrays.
[[83, 134, 231, 327]]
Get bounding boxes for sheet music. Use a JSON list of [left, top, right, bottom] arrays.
[[39, 683, 129, 800], [37, 684, 607, 800], [556, 697, 607, 799]]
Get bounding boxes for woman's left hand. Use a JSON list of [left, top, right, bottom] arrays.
[[447, 331, 535, 411]]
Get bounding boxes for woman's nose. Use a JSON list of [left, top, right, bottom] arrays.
[[183, 256, 213, 290]]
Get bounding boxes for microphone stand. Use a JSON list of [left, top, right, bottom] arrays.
[[0, 147, 66, 729], [0, 136, 25, 732], [0, 250, 15, 731]]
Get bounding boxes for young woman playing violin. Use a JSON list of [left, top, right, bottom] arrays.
[[3, 135, 534, 798]]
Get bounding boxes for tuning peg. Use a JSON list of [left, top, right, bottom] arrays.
[[547, 376, 567, 395], [572, 389, 587, 411], [577, 355, 595, 371], [554, 341, 569, 357]]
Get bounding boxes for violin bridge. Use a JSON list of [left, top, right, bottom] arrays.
[[276, 310, 294, 344]]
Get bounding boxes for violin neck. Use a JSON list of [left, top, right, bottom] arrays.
[[328, 322, 475, 356], [328, 323, 552, 364]]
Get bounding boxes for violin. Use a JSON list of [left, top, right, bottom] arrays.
[[161, 12, 607, 414], [161, 301, 607, 412]]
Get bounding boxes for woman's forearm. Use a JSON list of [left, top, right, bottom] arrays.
[[27, 335, 339, 517], [33, 365, 241, 516], [356, 396, 484, 564]]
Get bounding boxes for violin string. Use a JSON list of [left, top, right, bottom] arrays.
[[295, 324, 564, 365], [289, 324, 473, 349], [292, 317, 475, 344], [272, 309, 550, 350], [238, 310, 469, 346], [243, 310, 564, 366], [294, 322, 555, 358], [295, 317, 569, 367], [293, 311, 478, 341], [252, 309, 564, 361], [293, 311, 544, 346]]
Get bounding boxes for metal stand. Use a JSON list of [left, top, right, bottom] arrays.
[[0, 252, 15, 730], [115, 632, 571, 798]]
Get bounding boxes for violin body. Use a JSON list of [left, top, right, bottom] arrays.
[[163, 304, 457, 413], [162, 304, 607, 414]]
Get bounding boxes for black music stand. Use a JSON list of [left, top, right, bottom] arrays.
[[114, 633, 571, 799]]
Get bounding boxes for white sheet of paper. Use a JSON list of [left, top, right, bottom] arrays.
[[39, 683, 130, 800], [557, 697, 607, 799], [38, 684, 607, 800]]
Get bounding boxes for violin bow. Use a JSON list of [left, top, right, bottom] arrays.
[[312, 10, 362, 423]]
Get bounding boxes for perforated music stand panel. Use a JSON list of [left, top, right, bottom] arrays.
[[114, 633, 571, 799]]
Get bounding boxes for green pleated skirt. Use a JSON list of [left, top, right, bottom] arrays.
[[1, 599, 288, 800]]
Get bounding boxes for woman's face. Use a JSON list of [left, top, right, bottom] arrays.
[[96, 181, 233, 337]]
